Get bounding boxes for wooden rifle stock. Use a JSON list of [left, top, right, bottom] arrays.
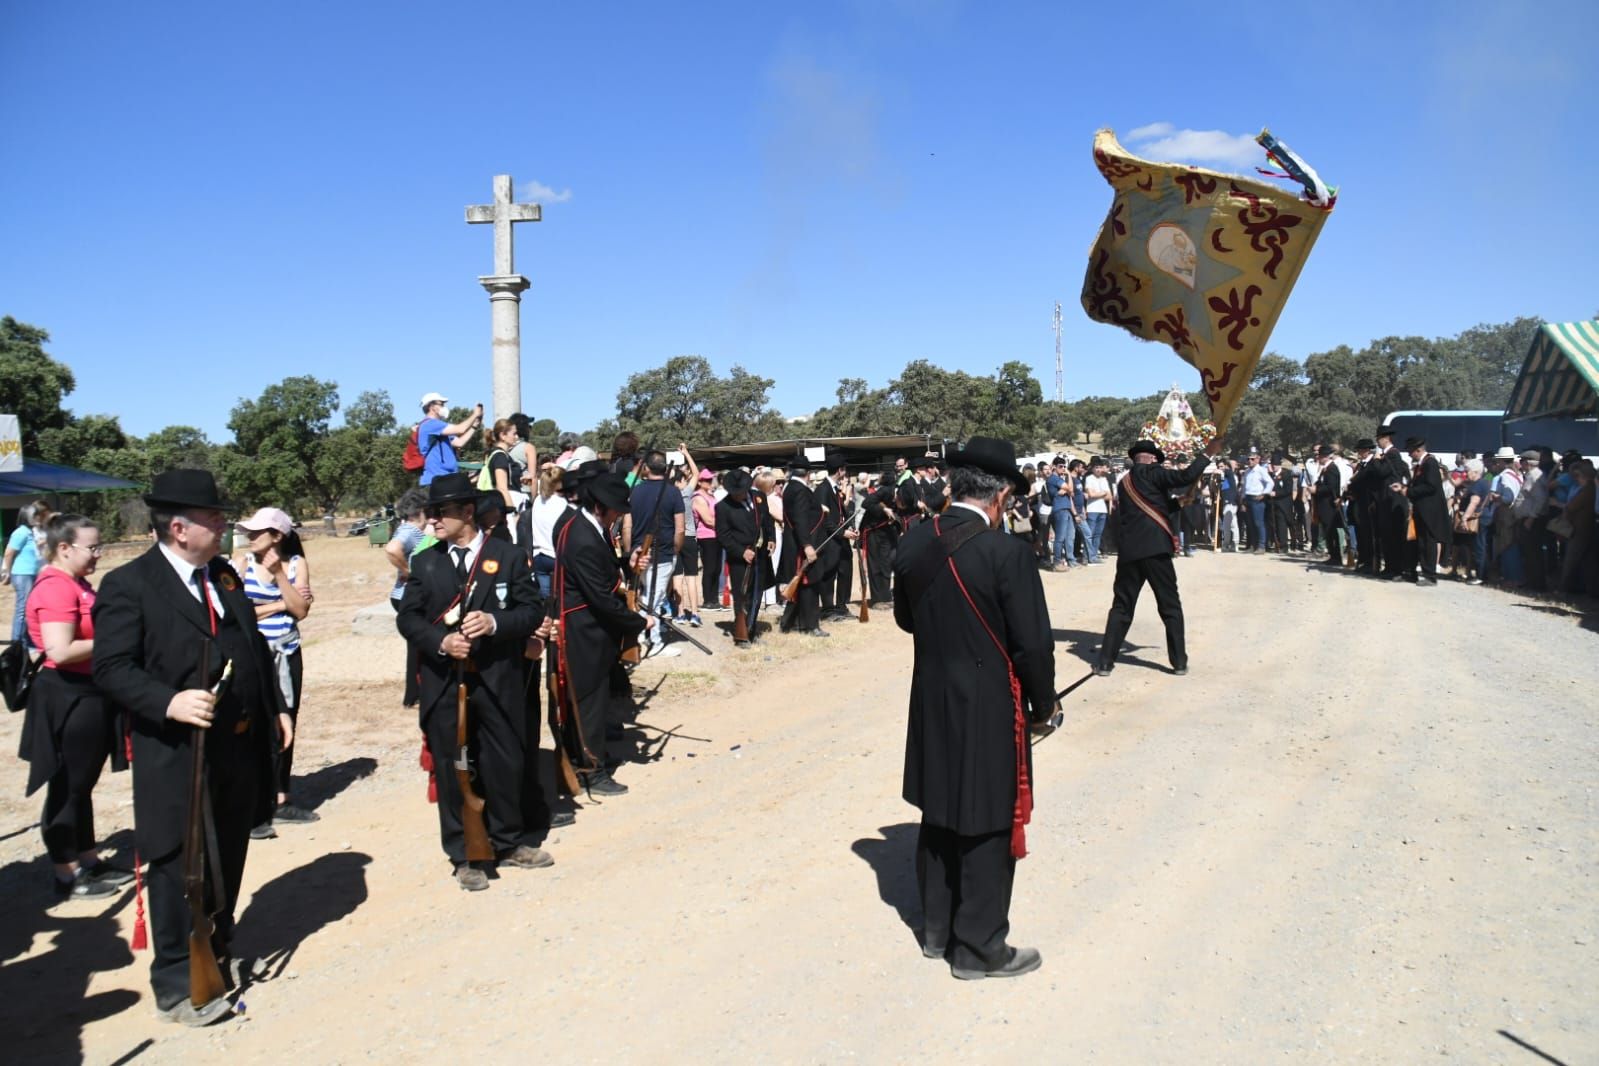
[[544, 622, 583, 796], [185, 641, 226, 1008], [858, 533, 870, 623], [618, 531, 654, 664], [455, 669, 493, 862]]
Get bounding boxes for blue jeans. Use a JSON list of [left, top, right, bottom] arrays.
[[1051, 509, 1077, 565], [1081, 514, 1104, 561], [10, 572, 34, 643], [1248, 500, 1268, 548], [640, 559, 676, 646], [533, 553, 555, 599]]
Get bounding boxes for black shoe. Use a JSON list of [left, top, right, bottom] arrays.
[[250, 823, 277, 840], [549, 810, 576, 829], [808, 628, 831, 639], [273, 804, 319, 824], [1172, 665, 1188, 676], [951, 946, 1042, 980], [585, 772, 629, 797], [1092, 660, 1113, 677], [922, 942, 947, 960], [82, 861, 135, 887], [734, 639, 751, 649], [1417, 576, 1437, 586], [53, 870, 119, 901]]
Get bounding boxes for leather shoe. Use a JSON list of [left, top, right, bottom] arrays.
[[1171, 664, 1188, 676], [157, 996, 233, 1027], [1092, 660, 1113, 677], [921, 934, 947, 959], [82, 861, 135, 887], [951, 946, 1042, 980], [273, 804, 319, 824], [454, 864, 489, 892], [585, 772, 629, 796], [549, 810, 575, 829], [498, 845, 554, 869]]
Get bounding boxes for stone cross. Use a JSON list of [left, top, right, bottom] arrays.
[[465, 175, 541, 420]]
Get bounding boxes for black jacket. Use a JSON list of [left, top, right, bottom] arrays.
[[396, 535, 541, 725], [1313, 462, 1343, 526], [92, 546, 281, 856], [777, 478, 822, 583], [547, 512, 645, 699], [1113, 456, 1210, 563], [1407, 454, 1449, 541], [893, 508, 1055, 835]]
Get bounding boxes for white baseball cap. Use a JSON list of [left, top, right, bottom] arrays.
[[561, 445, 599, 471], [420, 392, 448, 409]]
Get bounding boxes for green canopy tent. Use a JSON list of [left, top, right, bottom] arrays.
[[1504, 321, 1599, 422]]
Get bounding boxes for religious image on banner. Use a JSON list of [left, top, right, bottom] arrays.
[[1079, 128, 1336, 434]]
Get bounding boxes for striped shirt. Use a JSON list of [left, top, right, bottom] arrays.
[[242, 555, 303, 653]]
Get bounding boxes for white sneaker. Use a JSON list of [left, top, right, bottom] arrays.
[[655, 645, 682, 658]]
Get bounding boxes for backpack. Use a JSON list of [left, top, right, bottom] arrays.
[[403, 423, 451, 474], [476, 451, 501, 492]]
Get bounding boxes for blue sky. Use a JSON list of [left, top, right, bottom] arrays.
[[3, 0, 1595, 440]]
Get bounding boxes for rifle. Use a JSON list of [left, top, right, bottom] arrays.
[[732, 557, 754, 643], [781, 517, 850, 604], [618, 530, 655, 665], [543, 618, 584, 796], [185, 642, 227, 1008], [451, 566, 493, 863], [854, 501, 869, 623], [658, 613, 713, 655]]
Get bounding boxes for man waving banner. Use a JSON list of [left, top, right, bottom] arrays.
[[1080, 128, 1336, 433]]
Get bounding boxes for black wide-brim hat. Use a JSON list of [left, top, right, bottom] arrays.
[[823, 449, 848, 471], [426, 472, 480, 505], [944, 436, 1028, 494], [722, 468, 753, 495], [1376, 424, 1397, 438], [785, 456, 813, 472], [584, 472, 633, 512], [1355, 438, 1375, 450], [144, 468, 230, 511], [1128, 439, 1166, 464], [1404, 436, 1426, 450]]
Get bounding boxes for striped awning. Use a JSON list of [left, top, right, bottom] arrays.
[[1503, 321, 1599, 422]]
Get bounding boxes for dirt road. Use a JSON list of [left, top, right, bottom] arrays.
[[2, 537, 1594, 1064]]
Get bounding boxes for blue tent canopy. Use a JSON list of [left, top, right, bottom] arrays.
[[0, 459, 139, 496]]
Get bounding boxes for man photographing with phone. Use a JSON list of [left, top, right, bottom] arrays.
[[417, 393, 484, 486]]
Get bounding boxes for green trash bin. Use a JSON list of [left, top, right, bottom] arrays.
[[367, 519, 392, 546]]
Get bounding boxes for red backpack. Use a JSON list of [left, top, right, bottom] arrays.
[[402, 424, 426, 472]]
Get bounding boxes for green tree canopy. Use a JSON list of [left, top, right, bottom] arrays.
[[0, 316, 76, 453]]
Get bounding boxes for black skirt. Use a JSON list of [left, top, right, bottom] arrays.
[[18, 668, 122, 797]]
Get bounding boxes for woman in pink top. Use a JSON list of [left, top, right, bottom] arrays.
[[693, 468, 723, 611], [21, 514, 132, 900]]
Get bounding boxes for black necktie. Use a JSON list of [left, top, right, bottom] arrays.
[[452, 546, 470, 586]]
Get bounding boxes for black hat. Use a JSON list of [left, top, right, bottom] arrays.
[[823, 449, 848, 471], [1128, 439, 1166, 464], [913, 453, 939, 470], [944, 436, 1028, 494], [144, 468, 230, 510], [583, 472, 633, 512], [567, 459, 608, 485], [786, 455, 813, 472], [722, 468, 753, 495], [474, 491, 504, 515], [1355, 438, 1375, 451], [1376, 424, 1397, 439], [1404, 436, 1426, 450], [1270, 450, 1286, 464], [1316, 444, 1334, 458], [426, 473, 480, 505]]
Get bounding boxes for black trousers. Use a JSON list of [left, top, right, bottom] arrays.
[[392, 599, 420, 705], [1414, 525, 1440, 579], [726, 555, 763, 639], [823, 540, 854, 610], [698, 538, 723, 607], [916, 822, 1015, 970], [1354, 508, 1377, 572], [1269, 501, 1291, 551], [781, 580, 822, 632], [1378, 504, 1409, 577], [558, 681, 614, 777], [145, 728, 258, 1009], [37, 672, 110, 864], [423, 678, 541, 864], [863, 527, 894, 603], [1099, 553, 1186, 670]]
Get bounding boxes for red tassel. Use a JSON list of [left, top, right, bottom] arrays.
[[427, 771, 437, 804], [721, 564, 731, 607], [130, 852, 148, 951], [419, 742, 433, 773]]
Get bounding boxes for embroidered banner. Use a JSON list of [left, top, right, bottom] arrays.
[[1079, 128, 1335, 433]]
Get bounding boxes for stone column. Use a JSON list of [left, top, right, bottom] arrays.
[[480, 273, 530, 421]]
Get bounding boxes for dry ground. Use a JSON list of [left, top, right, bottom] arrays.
[[1, 534, 1594, 1064]]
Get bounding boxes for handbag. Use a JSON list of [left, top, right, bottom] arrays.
[[0, 640, 43, 712], [1547, 514, 1575, 539], [1453, 510, 1479, 534]]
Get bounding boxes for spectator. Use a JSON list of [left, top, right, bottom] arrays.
[[624, 450, 685, 658], [1557, 460, 1594, 595], [1083, 457, 1113, 561], [1046, 457, 1078, 571], [526, 465, 568, 598], [3, 501, 47, 642], [417, 392, 483, 486], [670, 452, 704, 627], [507, 412, 537, 483], [483, 418, 522, 511], [552, 431, 582, 469], [693, 467, 722, 613], [233, 508, 316, 836], [22, 514, 133, 900], [611, 431, 642, 484], [385, 489, 429, 707], [1456, 459, 1489, 584]]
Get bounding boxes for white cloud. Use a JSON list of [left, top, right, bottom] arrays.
[[519, 180, 572, 205], [1125, 124, 1262, 170]]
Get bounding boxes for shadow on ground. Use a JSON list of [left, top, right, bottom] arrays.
[[851, 823, 921, 944]]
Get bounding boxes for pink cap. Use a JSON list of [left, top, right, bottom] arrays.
[[697, 468, 716, 480], [235, 507, 293, 535]]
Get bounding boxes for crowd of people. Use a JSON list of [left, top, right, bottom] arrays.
[[7, 387, 1595, 1013]]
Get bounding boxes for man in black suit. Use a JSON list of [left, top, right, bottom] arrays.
[[1375, 424, 1412, 580], [894, 436, 1056, 980], [814, 450, 856, 623], [396, 474, 547, 892], [860, 474, 898, 605], [714, 469, 775, 647], [1095, 438, 1219, 677], [1346, 439, 1384, 575], [1311, 444, 1345, 566], [777, 458, 826, 636], [1405, 437, 1448, 586], [1268, 453, 1295, 552], [548, 473, 650, 797], [93, 470, 286, 1026]]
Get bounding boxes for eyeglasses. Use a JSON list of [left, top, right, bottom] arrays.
[[424, 504, 466, 519], [70, 543, 104, 556]]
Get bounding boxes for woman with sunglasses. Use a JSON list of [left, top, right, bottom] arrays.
[[21, 514, 133, 900]]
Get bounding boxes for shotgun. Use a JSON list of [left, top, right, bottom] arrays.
[[455, 664, 493, 862], [186, 642, 227, 1008], [544, 640, 583, 796], [618, 530, 654, 665], [732, 552, 755, 643], [780, 520, 849, 604]]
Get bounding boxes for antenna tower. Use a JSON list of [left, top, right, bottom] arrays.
[[1052, 301, 1063, 403]]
